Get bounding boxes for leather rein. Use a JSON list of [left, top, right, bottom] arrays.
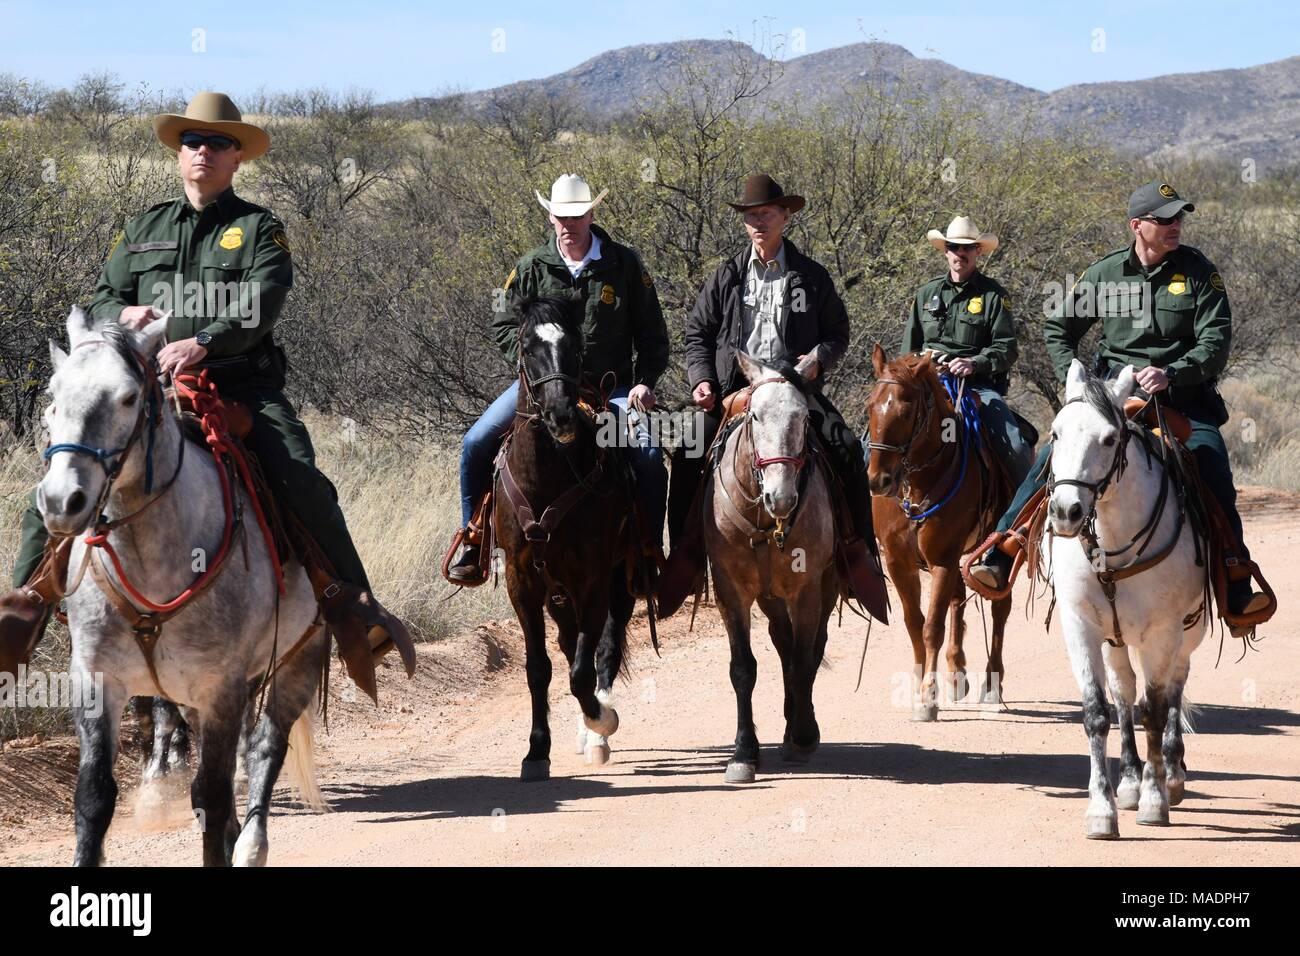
[[45, 339, 277, 695], [1043, 394, 1197, 646]]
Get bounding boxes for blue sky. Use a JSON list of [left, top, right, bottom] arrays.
[[3, 0, 1295, 101]]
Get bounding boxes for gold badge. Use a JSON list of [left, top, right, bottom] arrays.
[[967, 296, 983, 314], [642, 270, 654, 288], [270, 228, 290, 253], [600, 283, 615, 305], [1209, 271, 1225, 292], [219, 226, 244, 250], [1168, 282, 1186, 295], [1158, 183, 1176, 199]]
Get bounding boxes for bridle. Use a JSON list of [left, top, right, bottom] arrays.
[[42, 337, 183, 532], [516, 321, 585, 419], [747, 377, 808, 477], [866, 376, 948, 474], [1046, 395, 1133, 512]]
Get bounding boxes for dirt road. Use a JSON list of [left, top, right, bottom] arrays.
[[3, 487, 1297, 866]]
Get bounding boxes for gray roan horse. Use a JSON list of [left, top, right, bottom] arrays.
[[704, 353, 838, 784], [41, 307, 325, 866]]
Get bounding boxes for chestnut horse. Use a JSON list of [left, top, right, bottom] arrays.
[[865, 345, 1014, 720]]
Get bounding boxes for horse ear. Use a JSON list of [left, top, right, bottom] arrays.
[[1065, 359, 1087, 401], [736, 351, 763, 384], [136, 315, 169, 356], [66, 305, 95, 347], [1110, 365, 1138, 402], [49, 340, 68, 371], [871, 342, 887, 377], [915, 350, 933, 375]]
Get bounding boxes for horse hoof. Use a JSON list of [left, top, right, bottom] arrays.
[[724, 761, 757, 784], [1167, 780, 1185, 806], [980, 686, 1003, 706], [911, 704, 938, 722], [520, 759, 551, 782], [1136, 805, 1170, 826], [951, 676, 969, 702], [780, 741, 816, 763], [574, 713, 588, 754], [1116, 781, 1141, 811], [1085, 815, 1120, 840], [584, 743, 610, 766], [584, 705, 619, 738]]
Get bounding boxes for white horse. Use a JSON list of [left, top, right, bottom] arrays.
[[1045, 360, 1204, 840], [42, 307, 325, 865]]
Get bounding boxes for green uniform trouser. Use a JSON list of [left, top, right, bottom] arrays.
[[994, 412, 1249, 566], [972, 386, 1035, 489], [11, 387, 370, 592]]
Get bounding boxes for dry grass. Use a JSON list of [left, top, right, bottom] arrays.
[[0, 410, 510, 742], [1220, 371, 1300, 492]]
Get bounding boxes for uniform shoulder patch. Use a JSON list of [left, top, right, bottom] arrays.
[[504, 267, 518, 291], [108, 230, 123, 258], [1209, 271, 1226, 292], [270, 228, 290, 253], [642, 270, 654, 288]]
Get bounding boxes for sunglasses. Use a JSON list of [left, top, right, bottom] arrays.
[[1139, 211, 1185, 226], [179, 132, 240, 152], [945, 242, 977, 254]]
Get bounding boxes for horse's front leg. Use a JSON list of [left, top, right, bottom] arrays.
[[73, 676, 125, 866], [714, 572, 759, 783], [509, 574, 552, 782], [881, 546, 927, 721], [1161, 643, 1195, 807], [918, 565, 960, 721], [1102, 642, 1142, 811], [1061, 608, 1119, 839], [572, 586, 618, 766], [1136, 637, 1183, 825], [191, 684, 245, 866], [780, 582, 825, 761]]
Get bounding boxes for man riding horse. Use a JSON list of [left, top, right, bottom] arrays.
[[902, 216, 1035, 487], [0, 91, 410, 678], [660, 173, 888, 621], [446, 174, 670, 585], [968, 181, 1270, 638]]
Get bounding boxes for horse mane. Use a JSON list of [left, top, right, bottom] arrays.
[[883, 351, 951, 412], [90, 317, 146, 383], [1080, 369, 1124, 430], [762, 358, 811, 396]]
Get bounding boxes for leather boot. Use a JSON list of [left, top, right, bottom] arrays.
[[0, 587, 53, 678], [447, 544, 485, 585], [969, 548, 1014, 592], [319, 582, 417, 702]]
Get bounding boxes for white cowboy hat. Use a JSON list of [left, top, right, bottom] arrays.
[[926, 216, 999, 254], [152, 91, 270, 160], [535, 173, 608, 217]]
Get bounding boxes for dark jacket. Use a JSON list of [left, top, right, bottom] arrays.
[[490, 224, 669, 390], [685, 239, 850, 395]]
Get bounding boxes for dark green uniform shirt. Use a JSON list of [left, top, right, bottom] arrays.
[[490, 224, 669, 390], [90, 186, 292, 382], [1043, 243, 1230, 387], [902, 270, 1017, 378]]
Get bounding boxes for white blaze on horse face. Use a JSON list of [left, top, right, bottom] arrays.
[[750, 375, 806, 517]]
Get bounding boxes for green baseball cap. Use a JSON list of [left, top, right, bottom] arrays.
[[1128, 181, 1195, 220]]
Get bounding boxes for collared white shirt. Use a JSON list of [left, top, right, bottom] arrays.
[[559, 233, 602, 279], [743, 242, 789, 364]]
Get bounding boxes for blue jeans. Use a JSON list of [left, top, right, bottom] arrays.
[[459, 381, 667, 548], [972, 386, 1035, 489]]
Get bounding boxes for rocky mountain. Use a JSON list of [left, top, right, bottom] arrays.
[[415, 40, 1300, 169]]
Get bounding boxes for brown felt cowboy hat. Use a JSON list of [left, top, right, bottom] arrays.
[[926, 216, 999, 254], [152, 92, 270, 160], [727, 173, 806, 214]]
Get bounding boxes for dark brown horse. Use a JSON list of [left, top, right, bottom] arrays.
[[494, 296, 639, 780], [865, 344, 1013, 721]]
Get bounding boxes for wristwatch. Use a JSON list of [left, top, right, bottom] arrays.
[[195, 331, 212, 347]]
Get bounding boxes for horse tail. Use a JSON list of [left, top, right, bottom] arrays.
[[1180, 689, 1199, 734], [285, 711, 330, 813]]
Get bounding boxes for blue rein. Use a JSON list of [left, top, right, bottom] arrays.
[[900, 373, 982, 522]]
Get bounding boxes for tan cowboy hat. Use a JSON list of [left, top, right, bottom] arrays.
[[152, 92, 270, 160], [535, 173, 608, 217], [926, 216, 999, 254]]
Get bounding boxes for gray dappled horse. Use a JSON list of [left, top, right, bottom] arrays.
[[42, 307, 325, 865], [704, 354, 839, 783]]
